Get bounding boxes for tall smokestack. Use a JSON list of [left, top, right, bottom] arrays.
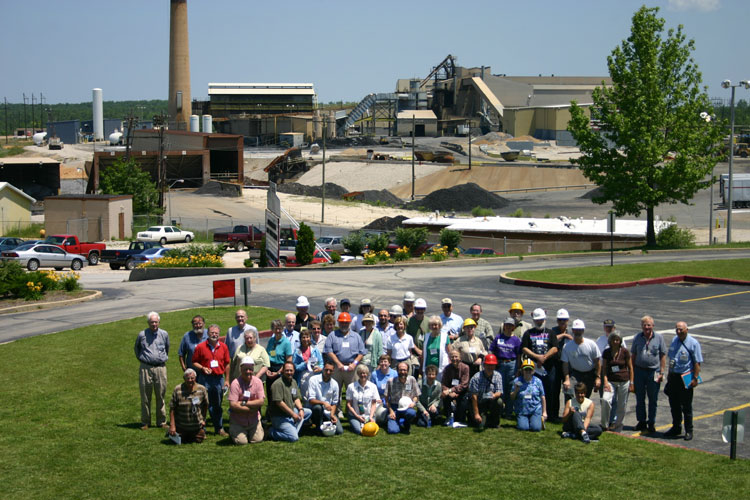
[[168, 0, 191, 129]]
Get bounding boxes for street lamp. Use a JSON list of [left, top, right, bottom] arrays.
[[167, 179, 184, 225], [701, 112, 717, 245], [720, 79, 750, 243]]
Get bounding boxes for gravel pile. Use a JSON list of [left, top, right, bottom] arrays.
[[361, 215, 409, 231], [194, 180, 242, 197], [276, 182, 349, 199], [406, 182, 510, 212], [345, 189, 403, 206]]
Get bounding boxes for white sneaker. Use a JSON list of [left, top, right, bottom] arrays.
[[452, 421, 467, 428]]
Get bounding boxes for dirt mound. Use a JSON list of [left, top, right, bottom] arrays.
[[345, 189, 403, 206], [473, 131, 512, 145], [406, 182, 510, 212], [580, 186, 603, 199], [361, 215, 409, 231], [194, 180, 242, 197], [276, 182, 349, 199]]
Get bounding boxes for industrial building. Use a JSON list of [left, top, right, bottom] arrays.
[[45, 118, 123, 145], [204, 83, 316, 117], [0, 182, 36, 234], [44, 194, 133, 241], [0, 157, 61, 200], [90, 129, 244, 191]]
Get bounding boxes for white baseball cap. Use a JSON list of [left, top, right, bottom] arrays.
[[572, 319, 585, 330], [531, 308, 546, 320], [296, 296, 310, 308]]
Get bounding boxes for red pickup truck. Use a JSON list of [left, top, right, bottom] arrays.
[[213, 225, 265, 252], [43, 234, 107, 265]]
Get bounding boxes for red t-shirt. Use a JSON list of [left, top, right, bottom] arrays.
[[192, 340, 231, 376]]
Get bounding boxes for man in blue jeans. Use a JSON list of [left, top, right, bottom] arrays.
[[490, 317, 521, 419], [630, 315, 666, 434], [269, 362, 311, 442], [385, 362, 420, 434]]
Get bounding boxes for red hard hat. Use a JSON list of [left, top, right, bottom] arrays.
[[484, 353, 498, 365], [338, 312, 351, 322]]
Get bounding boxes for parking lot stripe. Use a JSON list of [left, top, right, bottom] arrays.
[[633, 403, 750, 435], [680, 291, 750, 303], [622, 314, 750, 344]]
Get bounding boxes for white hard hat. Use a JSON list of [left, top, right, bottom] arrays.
[[414, 298, 427, 309], [572, 319, 585, 330], [320, 421, 337, 437], [296, 296, 310, 308], [531, 308, 546, 321], [397, 396, 413, 412], [556, 308, 570, 320]]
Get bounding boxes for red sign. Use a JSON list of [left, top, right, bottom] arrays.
[[212, 279, 234, 299]]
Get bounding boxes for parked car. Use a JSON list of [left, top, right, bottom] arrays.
[[462, 247, 500, 256], [285, 249, 336, 267], [43, 234, 106, 265], [0, 237, 25, 252], [136, 226, 194, 245], [1, 243, 87, 271], [316, 236, 345, 253], [129, 247, 173, 266], [213, 224, 264, 252], [101, 241, 162, 270]]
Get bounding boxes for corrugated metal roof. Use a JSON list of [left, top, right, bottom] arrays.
[[403, 215, 671, 238], [396, 110, 437, 120], [208, 83, 315, 96]]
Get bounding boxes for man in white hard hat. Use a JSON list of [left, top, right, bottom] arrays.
[[294, 296, 312, 332], [402, 291, 416, 319], [407, 298, 430, 379], [227, 357, 265, 445], [561, 319, 601, 399], [549, 308, 572, 423]]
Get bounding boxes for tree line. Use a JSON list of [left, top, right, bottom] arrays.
[[1, 99, 168, 136]]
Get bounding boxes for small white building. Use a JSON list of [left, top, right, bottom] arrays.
[[0, 182, 36, 235], [396, 110, 438, 137]]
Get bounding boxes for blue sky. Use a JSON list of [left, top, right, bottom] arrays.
[[0, 0, 745, 105]]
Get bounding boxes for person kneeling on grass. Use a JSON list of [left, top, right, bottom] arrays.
[[511, 358, 547, 432], [385, 362, 420, 434], [227, 357, 265, 445], [168, 369, 208, 444], [268, 362, 312, 442], [561, 382, 603, 443], [416, 364, 442, 427]]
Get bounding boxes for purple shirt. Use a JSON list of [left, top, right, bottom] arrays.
[[490, 334, 521, 361]]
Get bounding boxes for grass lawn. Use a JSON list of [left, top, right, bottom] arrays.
[[2, 306, 748, 499], [507, 259, 750, 284]]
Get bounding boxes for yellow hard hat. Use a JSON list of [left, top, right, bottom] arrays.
[[362, 421, 379, 437], [463, 318, 477, 328], [521, 358, 535, 371], [509, 302, 524, 313]]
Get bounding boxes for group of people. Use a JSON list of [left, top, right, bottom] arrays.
[[134, 293, 702, 445]]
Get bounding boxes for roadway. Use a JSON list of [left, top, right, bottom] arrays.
[[4, 249, 749, 458]]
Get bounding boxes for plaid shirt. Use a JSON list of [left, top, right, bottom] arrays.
[[468, 369, 503, 397]]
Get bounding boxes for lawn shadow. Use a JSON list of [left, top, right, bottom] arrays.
[[118, 422, 147, 430]]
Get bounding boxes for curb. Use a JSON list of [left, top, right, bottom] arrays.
[[0, 290, 102, 315], [499, 273, 750, 290]]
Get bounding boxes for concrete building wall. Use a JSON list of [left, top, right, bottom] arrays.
[[44, 195, 132, 240]]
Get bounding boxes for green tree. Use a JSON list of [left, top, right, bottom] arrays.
[[99, 157, 161, 214], [342, 231, 366, 256], [567, 6, 724, 246], [439, 229, 462, 251], [394, 227, 428, 253], [295, 222, 315, 266]]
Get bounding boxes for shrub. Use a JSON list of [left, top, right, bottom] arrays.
[[439, 229, 462, 252], [366, 233, 390, 253], [343, 231, 366, 256], [295, 222, 315, 266], [330, 252, 342, 264], [509, 208, 531, 218], [167, 243, 224, 259], [395, 227, 428, 252], [363, 250, 378, 265], [471, 206, 495, 217], [0, 261, 25, 297], [656, 221, 696, 248], [243, 258, 254, 268], [259, 237, 268, 268]]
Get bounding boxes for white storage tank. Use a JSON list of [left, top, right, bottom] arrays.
[[202, 114, 212, 133], [109, 130, 123, 145], [92, 88, 103, 141], [33, 132, 47, 146], [190, 115, 200, 132]]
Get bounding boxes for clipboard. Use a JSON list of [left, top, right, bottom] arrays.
[[681, 371, 702, 389]]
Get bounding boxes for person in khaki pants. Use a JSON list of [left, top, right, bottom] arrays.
[[134, 311, 170, 430], [227, 357, 266, 444]]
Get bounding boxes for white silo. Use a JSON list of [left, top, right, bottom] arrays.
[[202, 114, 212, 133], [92, 88, 104, 141], [190, 114, 199, 132]]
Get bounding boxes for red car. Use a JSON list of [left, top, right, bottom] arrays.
[[283, 249, 337, 267]]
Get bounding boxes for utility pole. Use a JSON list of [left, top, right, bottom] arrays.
[[124, 109, 136, 161], [468, 122, 472, 171], [31, 94, 35, 133], [153, 113, 167, 221], [39, 93, 45, 132], [321, 119, 326, 223], [22, 93, 28, 138], [411, 115, 415, 201], [3, 98, 8, 144]]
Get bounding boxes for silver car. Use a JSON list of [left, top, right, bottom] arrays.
[[0, 243, 87, 271]]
